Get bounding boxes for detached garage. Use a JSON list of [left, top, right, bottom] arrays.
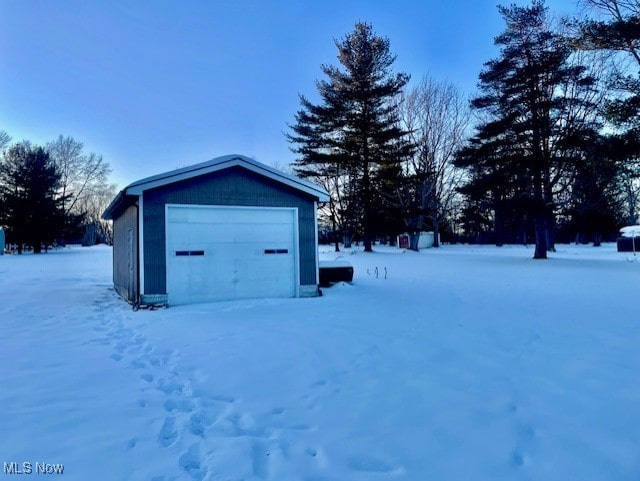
[[102, 154, 329, 306]]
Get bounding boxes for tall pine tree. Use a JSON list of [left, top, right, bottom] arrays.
[[456, 1, 599, 258], [287, 22, 412, 252]]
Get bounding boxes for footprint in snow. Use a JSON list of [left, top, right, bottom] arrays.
[[517, 423, 535, 440], [251, 440, 270, 479], [179, 443, 207, 481], [163, 397, 195, 414], [131, 359, 146, 369], [158, 416, 178, 447], [189, 410, 217, 438], [156, 377, 186, 395], [148, 356, 162, 367], [510, 450, 525, 467], [305, 446, 329, 469]]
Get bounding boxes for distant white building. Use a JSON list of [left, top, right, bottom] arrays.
[[397, 231, 439, 250]]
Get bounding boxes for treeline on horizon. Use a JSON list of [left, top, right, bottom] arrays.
[[287, 0, 640, 258], [0, 133, 115, 253], [2, 0, 638, 259]]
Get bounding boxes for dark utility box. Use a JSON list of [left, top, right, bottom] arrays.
[[319, 260, 354, 286], [617, 237, 640, 252]]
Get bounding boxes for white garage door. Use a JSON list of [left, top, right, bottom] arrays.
[[166, 205, 298, 305]]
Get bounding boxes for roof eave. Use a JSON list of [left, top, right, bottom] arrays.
[[102, 191, 137, 220], [124, 155, 330, 201]]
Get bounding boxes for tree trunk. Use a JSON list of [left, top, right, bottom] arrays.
[[545, 212, 556, 252], [593, 233, 602, 247], [409, 232, 420, 251], [433, 219, 440, 248], [533, 216, 548, 259], [362, 147, 373, 252], [495, 205, 504, 247], [343, 233, 352, 249]]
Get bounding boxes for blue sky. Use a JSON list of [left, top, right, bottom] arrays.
[[1, 0, 577, 188]]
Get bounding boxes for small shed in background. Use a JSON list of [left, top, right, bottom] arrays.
[[617, 225, 640, 253], [102, 155, 329, 306], [397, 231, 439, 250]]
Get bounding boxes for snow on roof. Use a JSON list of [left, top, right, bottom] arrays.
[[103, 154, 329, 219], [619, 225, 640, 237]]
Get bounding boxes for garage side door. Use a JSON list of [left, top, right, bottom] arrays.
[[166, 205, 298, 305]]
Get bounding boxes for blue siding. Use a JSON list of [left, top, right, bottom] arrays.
[[142, 166, 317, 295]]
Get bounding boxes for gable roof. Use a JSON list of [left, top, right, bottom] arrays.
[[102, 154, 329, 220]]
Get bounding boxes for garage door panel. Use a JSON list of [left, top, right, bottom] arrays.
[[185, 206, 292, 224], [166, 205, 297, 305], [169, 222, 290, 245]]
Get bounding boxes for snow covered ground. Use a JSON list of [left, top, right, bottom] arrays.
[[1, 243, 639, 480]]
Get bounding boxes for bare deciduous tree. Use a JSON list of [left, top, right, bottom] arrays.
[[47, 135, 112, 215], [0, 131, 11, 152], [398, 76, 470, 249], [47, 135, 114, 243], [76, 182, 117, 245]]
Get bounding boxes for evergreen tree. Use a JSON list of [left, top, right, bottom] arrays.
[[287, 22, 412, 252], [456, 1, 599, 258], [0, 142, 66, 253], [577, 1, 640, 225], [456, 133, 527, 246], [578, 0, 640, 132], [567, 135, 624, 245]]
